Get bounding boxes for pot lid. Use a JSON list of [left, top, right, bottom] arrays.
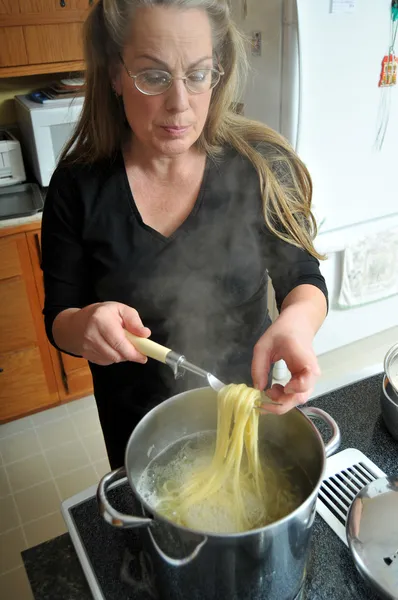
[[346, 476, 398, 600], [385, 344, 398, 395]]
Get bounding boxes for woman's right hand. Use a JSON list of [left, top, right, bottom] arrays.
[[52, 302, 151, 366]]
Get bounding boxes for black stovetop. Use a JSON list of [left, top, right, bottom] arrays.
[[23, 373, 398, 600]]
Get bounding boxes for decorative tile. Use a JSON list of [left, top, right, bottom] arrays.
[[24, 512, 66, 549], [81, 433, 107, 463], [6, 455, 51, 493], [0, 528, 26, 573], [0, 432, 41, 465], [30, 405, 68, 427], [56, 465, 98, 501], [0, 495, 19, 534], [0, 467, 11, 499], [14, 481, 60, 525], [66, 395, 96, 415], [45, 440, 90, 476], [0, 417, 33, 439], [0, 566, 34, 599], [35, 418, 77, 451], [93, 459, 111, 480], [71, 409, 101, 438]]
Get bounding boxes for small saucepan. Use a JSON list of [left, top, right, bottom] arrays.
[[380, 343, 398, 442]]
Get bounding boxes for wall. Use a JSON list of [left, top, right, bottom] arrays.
[[229, 0, 283, 132], [0, 74, 60, 126]]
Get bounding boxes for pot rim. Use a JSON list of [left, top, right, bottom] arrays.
[[124, 386, 328, 539], [384, 343, 398, 395], [382, 374, 398, 408]]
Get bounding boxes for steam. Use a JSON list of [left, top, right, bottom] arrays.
[[93, 149, 308, 394], [129, 152, 271, 390]]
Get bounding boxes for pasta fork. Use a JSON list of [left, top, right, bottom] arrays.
[[125, 331, 282, 408]]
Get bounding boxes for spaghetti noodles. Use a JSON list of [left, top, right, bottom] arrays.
[[149, 384, 298, 533]]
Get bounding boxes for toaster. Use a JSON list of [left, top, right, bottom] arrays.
[[0, 129, 26, 187]]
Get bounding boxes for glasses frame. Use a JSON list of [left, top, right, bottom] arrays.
[[119, 55, 225, 96]]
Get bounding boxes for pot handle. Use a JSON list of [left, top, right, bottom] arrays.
[[300, 406, 341, 457], [97, 467, 152, 528], [147, 526, 208, 567]]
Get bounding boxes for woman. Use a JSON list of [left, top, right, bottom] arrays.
[[41, 0, 328, 469]]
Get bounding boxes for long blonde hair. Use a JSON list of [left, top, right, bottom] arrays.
[[62, 0, 323, 259]]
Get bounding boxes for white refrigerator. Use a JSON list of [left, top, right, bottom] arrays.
[[230, 0, 398, 355]]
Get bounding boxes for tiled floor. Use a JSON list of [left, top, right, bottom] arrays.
[[0, 395, 109, 600], [0, 325, 397, 600]]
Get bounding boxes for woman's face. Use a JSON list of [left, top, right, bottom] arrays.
[[116, 6, 214, 157]]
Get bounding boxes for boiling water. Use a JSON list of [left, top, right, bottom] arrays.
[[137, 431, 305, 534]]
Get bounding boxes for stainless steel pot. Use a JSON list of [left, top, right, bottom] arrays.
[[381, 343, 398, 441], [98, 387, 341, 600]]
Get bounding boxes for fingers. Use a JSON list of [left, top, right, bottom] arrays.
[[251, 341, 273, 392], [119, 304, 151, 338], [284, 365, 318, 395], [81, 302, 151, 365], [99, 328, 148, 364], [258, 383, 315, 415]]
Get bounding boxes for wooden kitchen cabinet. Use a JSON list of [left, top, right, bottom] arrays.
[[0, 0, 97, 77], [0, 232, 58, 421], [0, 225, 93, 423], [26, 229, 93, 403]]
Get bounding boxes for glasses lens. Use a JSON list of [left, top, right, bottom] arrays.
[[186, 69, 221, 93], [135, 70, 172, 94]]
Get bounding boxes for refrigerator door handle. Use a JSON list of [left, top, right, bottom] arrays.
[[281, 0, 301, 150]]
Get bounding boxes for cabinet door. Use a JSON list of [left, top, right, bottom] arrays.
[[24, 22, 84, 63], [0, 278, 38, 353], [0, 347, 55, 421], [0, 233, 58, 422], [27, 230, 93, 403], [19, 1, 95, 14], [0, 27, 28, 66], [19, 1, 57, 12], [0, 1, 20, 14]]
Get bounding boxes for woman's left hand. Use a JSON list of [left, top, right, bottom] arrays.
[[251, 318, 321, 415]]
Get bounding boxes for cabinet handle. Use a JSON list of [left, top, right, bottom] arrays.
[[0, 368, 3, 373], [60, 0, 66, 7]]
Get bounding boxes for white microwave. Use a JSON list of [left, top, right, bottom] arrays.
[[15, 94, 84, 187]]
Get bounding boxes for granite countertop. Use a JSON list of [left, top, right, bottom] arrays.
[[0, 211, 42, 229], [22, 373, 398, 600]]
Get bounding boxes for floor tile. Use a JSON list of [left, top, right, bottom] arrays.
[[56, 465, 98, 501], [0, 416, 33, 439], [35, 418, 77, 451], [66, 395, 96, 415], [81, 432, 107, 463], [0, 566, 34, 599], [14, 481, 60, 525], [0, 431, 41, 465], [71, 408, 101, 438], [30, 404, 68, 427], [24, 511, 67, 549], [45, 439, 89, 476], [0, 528, 26, 573], [6, 454, 51, 493], [0, 495, 19, 534], [0, 467, 11, 499], [93, 458, 111, 480]]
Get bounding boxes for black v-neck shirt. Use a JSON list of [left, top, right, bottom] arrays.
[[41, 146, 327, 458]]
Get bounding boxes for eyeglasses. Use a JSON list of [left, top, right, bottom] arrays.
[[120, 56, 224, 96]]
